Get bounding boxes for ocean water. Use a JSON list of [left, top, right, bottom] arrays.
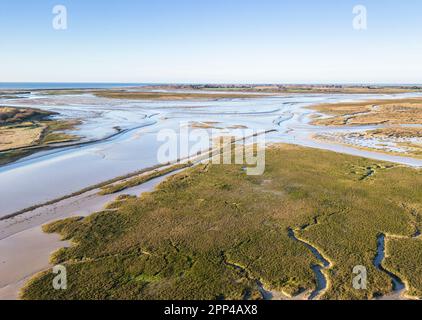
[[0, 82, 152, 90]]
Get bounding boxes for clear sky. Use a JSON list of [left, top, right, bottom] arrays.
[[1, 0, 421, 84]]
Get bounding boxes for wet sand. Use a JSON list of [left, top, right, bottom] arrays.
[[0, 173, 175, 300], [0, 226, 66, 300], [2, 92, 422, 217]]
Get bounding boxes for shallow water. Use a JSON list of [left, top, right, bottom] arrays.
[[288, 228, 330, 300], [373, 234, 406, 293], [1, 92, 422, 217]]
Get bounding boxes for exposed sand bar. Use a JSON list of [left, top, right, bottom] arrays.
[[0, 226, 66, 300]]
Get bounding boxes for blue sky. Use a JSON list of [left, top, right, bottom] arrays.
[[1, 0, 421, 83]]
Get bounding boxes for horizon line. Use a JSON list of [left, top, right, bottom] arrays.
[[1, 81, 422, 86]]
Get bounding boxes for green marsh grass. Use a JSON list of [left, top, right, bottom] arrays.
[[22, 144, 422, 300]]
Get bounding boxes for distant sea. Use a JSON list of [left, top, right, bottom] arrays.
[[0, 83, 152, 90], [2, 82, 421, 91]]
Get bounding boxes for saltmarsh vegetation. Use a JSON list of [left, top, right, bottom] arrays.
[[109, 84, 422, 95], [22, 145, 422, 300], [98, 162, 193, 195], [311, 98, 422, 126], [310, 98, 422, 158], [92, 91, 266, 100], [0, 107, 80, 165], [384, 237, 422, 297]]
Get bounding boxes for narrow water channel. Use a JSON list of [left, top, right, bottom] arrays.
[[373, 234, 405, 293], [221, 253, 273, 300], [288, 228, 330, 300]]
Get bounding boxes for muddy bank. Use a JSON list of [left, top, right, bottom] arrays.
[[0, 171, 180, 300]]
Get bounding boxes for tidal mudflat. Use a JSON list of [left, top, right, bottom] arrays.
[[2, 90, 422, 217], [1, 88, 422, 300], [311, 98, 422, 158]]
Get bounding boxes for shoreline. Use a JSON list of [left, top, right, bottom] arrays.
[[3, 92, 422, 216], [1, 129, 274, 220], [0, 169, 183, 300], [0, 133, 269, 300], [0, 118, 157, 170]]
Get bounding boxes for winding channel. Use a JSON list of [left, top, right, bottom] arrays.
[[2, 92, 422, 217], [221, 253, 273, 300], [1, 119, 158, 170], [288, 228, 331, 300], [373, 234, 406, 296]]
